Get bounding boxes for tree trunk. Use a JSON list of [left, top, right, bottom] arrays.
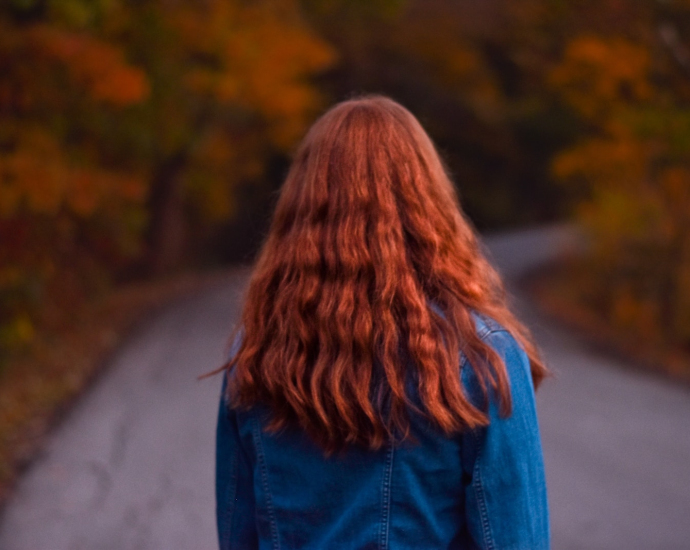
[[145, 151, 189, 276]]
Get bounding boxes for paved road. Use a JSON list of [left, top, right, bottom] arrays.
[[1, 225, 689, 550]]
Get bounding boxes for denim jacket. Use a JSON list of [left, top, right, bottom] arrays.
[[215, 312, 550, 549]]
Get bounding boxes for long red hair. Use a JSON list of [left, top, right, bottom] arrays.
[[223, 94, 547, 452]]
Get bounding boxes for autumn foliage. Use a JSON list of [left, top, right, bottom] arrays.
[[1, 8, 148, 353], [0, 0, 334, 357], [306, 0, 690, 353], [2, 0, 689, 361], [546, 1, 690, 348]]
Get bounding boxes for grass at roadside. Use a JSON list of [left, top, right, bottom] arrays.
[[523, 260, 690, 384], [0, 268, 235, 507]]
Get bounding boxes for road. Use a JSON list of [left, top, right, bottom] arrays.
[[1, 224, 689, 550]]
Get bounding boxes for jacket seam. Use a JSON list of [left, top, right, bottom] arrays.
[[472, 310, 509, 341], [253, 417, 280, 550], [472, 429, 495, 550], [379, 443, 394, 550], [221, 405, 239, 548], [478, 327, 510, 342], [472, 323, 507, 550]]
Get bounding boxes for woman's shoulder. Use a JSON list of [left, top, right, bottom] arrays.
[[469, 310, 508, 340], [459, 310, 536, 408], [469, 311, 527, 366]]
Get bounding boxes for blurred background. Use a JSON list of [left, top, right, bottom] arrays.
[[1, 0, 690, 548]]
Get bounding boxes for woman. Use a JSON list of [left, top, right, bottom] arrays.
[[215, 95, 550, 549]]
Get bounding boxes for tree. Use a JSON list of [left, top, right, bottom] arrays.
[[302, 0, 573, 228], [118, 0, 336, 272], [0, 0, 335, 355], [0, 0, 150, 353], [547, 1, 690, 345]]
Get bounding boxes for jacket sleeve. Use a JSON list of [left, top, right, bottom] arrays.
[[216, 370, 258, 548], [461, 330, 550, 550]]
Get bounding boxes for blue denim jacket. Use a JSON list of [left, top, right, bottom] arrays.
[[215, 312, 550, 549]]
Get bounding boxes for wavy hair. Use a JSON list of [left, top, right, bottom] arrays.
[[223, 94, 548, 453]]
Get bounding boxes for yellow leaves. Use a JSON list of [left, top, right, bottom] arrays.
[[29, 24, 149, 106], [549, 36, 652, 118]]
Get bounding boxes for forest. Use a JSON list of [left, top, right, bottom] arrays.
[[2, 0, 690, 365]]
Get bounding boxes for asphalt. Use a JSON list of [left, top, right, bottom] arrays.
[[1, 224, 689, 550]]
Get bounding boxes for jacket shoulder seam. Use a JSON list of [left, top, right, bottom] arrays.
[[478, 326, 510, 342]]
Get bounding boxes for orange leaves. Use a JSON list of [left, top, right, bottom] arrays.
[[0, 20, 148, 111], [0, 130, 66, 216], [29, 25, 149, 106], [550, 34, 675, 198], [660, 167, 690, 208], [550, 26, 690, 345], [67, 171, 145, 218], [0, 0, 336, 354], [549, 36, 652, 118], [610, 285, 662, 342], [222, 11, 335, 148], [167, 0, 336, 150], [551, 130, 652, 190], [0, 128, 145, 220]]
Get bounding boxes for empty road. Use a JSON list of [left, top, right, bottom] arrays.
[[1, 224, 689, 550]]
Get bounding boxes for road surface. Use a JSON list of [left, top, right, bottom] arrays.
[[1, 224, 689, 550]]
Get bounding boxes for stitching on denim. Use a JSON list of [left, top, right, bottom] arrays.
[[253, 417, 280, 550], [471, 312, 491, 340], [222, 430, 239, 548], [471, 430, 495, 550], [481, 327, 510, 340], [379, 443, 394, 550], [218, 395, 238, 549], [473, 311, 510, 341]]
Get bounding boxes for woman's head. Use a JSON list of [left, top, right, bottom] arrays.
[[226, 94, 547, 452]]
